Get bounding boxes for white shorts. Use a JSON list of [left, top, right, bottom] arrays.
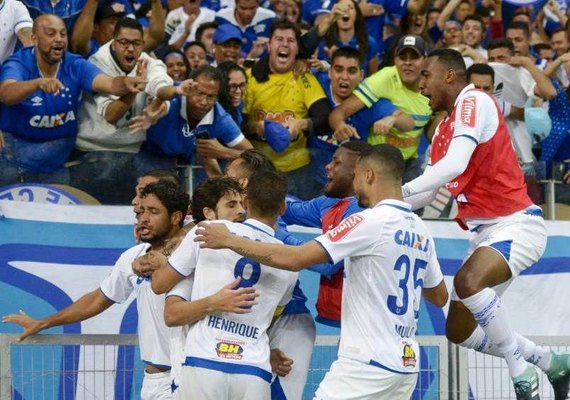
[[314, 357, 417, 400], [465, 208, 546, 281], [268, 313, 316, 400], [141, 370, 172, 400], [178, 365, 270, 399]]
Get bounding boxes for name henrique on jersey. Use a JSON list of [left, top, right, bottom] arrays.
[[168, 219, 298, 382], [99, 244, 171, 369], [315, 200, 444, 374]]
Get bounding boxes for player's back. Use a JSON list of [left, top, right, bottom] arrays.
[[184, 218, 298, 380], [324, 200, 443, 374]]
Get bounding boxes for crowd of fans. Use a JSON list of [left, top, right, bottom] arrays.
[[0, 0, 569, 205]]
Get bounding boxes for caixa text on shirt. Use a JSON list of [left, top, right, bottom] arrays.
[[394, 230, 430, 252], [29, 111, 76, 128]]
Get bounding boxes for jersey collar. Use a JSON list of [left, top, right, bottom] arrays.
[[454, 83, 476, 106], [373, 199, 412, 213], [243, 218, 275, 236]]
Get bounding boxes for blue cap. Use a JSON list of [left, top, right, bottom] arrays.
[[264, 120, 290, 153], [213, 24, 243, 44]]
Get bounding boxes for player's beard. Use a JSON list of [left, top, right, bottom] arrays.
[[139, 224, 172, 244]]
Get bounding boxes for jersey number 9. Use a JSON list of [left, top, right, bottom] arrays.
[[233, 257, 262, 289]]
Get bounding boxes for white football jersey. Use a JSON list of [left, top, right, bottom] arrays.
[[166, 276, 193, 390], [100, 244, 170, 368], [315, 199, 443, 374], [168, 218, 298, 382]]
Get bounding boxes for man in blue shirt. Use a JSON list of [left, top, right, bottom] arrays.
[[215, 0, 275, 57], [311, 46, 414, 186], [0, 14, 144, 188], [144, 65, 253, 183]]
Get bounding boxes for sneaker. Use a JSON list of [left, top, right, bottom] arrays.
[[546, 352, 570, 400], [513, 365, 540, 400]]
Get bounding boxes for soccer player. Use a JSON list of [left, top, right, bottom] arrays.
[[195, 144, 448, 400], [281, 141, 369, 328], [151, 169, 298, 399], [402, 48, 569, 400], [3, 181, 190, 400]]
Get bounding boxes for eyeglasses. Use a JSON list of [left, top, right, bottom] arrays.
[[115, 39, 145, 49], [192, 91, 218, 103], [228, 83, 246, 92]]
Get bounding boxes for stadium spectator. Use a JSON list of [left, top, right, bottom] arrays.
[[211, 24, 243, 65], [183, 40, 209, 69], [21, 0, 134, 33], [0, 14, 145, 188], [243, 18, 331, 200], [506, 21, 534, 59], [143, 65, 253, 180], [165, 0, 216, 52], [312, 47, 414, 186], [72, 18, 173, 204], [458, 14, 487, 66], [0, 0, 33, 64], [217, 61, 247, 125], [330, 35, 432, 185], [487, 38, 556, 203], [195, 21, 218, 60], [163, 50, 191, 81], [317, 0, 379, 75], [215, 0, 276, 57]]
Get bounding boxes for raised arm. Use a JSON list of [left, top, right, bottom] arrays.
[[194, 222, 329, 271], [70, 0, 98, 55], [144, 0, 166, 53], [2, 289, 113, 342]]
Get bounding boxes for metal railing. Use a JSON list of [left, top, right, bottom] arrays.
[[1, 334, 568, 399]]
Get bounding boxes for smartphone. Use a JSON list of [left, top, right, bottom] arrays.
[[194, 130, 209, 140], [243, 58, 258, 68]]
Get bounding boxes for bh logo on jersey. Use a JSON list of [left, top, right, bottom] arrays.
[[402, 343, 417, 368], [327, 214, 364, 242], [216, 341, 244, 360]]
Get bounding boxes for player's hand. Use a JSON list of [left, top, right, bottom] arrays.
[[2, 310, 44, 342], [333, 122, 359, 141], [196, 138, 230, 159], [132, 250, 166, 277], [270, 348, 294, 377], [372, 115, 396, 135], [557, 52, 570, 64], [210, 277, 259, 313], [38, 77, 64, 95], [194, 222, 232, 249]]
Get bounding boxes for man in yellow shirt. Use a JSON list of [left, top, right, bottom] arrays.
[[329, 35, 432, 183], [243, 18, 331, 200]]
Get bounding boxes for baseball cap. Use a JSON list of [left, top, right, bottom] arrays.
[[395, 35, 428, 57], [95, 2, 127, 22], [264, 120, 290, 153], [213, 24, 243, 45], [444, 20, 462, 31]]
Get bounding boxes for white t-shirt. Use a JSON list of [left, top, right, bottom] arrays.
[[99, 243, 170, 368], [489, 62, 536, 164], [315, 199, 443, 374], [76, 42, 173, 153], [167, 218, 298, 381], [0, 0, 32, 64], [166, 7, 216, 45]]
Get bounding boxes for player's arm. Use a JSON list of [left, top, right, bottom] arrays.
[[17, 27, 33, 48], [2, 289, 113, 342], [164, 277, 257, 327], [195, 223, 329, 271], [329, 94, 366, 140], [422, 280, 448, 307]]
